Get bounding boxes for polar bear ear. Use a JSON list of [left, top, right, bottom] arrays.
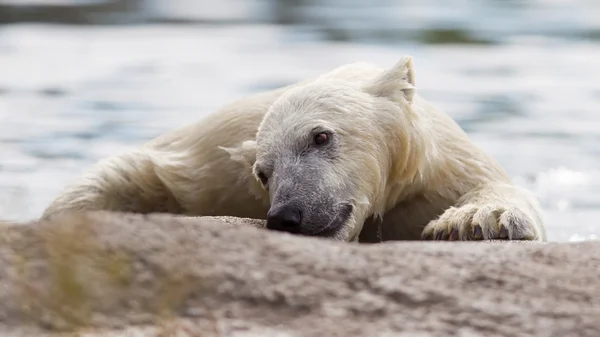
[[364, 56, 415, 104], [218, 140, 257, 167]]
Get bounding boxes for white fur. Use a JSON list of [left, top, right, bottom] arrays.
[[42, 56, 546, 242]]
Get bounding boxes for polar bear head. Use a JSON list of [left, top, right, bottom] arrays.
[[253, 56, 424, 241]]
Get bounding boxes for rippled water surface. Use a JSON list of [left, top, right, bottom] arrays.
[[1, 4, 599, 241]]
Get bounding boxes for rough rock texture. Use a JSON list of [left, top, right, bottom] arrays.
[[0, 212, 599, 337]]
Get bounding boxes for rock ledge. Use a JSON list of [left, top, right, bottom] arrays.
[[0, 212, 598, 336]]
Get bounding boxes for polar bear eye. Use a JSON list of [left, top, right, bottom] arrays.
[[257, 171, 269, 186], [313, 132, 329, 146]]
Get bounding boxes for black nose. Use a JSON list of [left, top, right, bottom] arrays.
[[266, 205, 302, 233]]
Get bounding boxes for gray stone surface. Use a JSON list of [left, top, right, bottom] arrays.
[[0, 212, 598, 336]]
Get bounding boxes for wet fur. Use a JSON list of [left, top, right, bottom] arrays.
[[42, 57, 546, 242]]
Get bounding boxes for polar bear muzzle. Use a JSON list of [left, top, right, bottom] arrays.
[[259, 154, 354, 238], [266, 201, 353, 237]]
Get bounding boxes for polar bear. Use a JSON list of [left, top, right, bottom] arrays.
[[42, 56, 546, 243]]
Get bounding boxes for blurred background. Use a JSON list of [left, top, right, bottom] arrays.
[[0, 0, 598, 241]]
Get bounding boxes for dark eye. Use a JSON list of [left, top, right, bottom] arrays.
[[257, 171, 268, 186], [314, 132, 329, 146]]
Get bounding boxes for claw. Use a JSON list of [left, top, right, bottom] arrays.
[[473, 224, 484, 240], [499, 225, 509, 239], [448, 228, 459, 241], [435, 229, 450, 241]]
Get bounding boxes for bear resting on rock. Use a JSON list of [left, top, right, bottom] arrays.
[[42, 56, 546, 243]]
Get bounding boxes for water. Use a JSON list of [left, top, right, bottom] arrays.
[[0, 2, 599, 242]]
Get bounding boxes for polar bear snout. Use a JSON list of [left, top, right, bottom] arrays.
[[266, 205, 303, 233], [265, 195, 353, 239]]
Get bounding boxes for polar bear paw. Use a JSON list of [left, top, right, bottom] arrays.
[[421, 204, 539, 241]]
